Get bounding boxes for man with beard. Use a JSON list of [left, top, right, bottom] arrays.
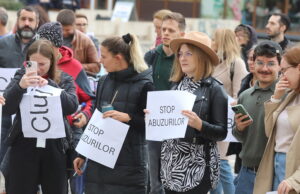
[[144, 12, 185, 194], [0, 6, 39, 68], [232, 41, 282, 194], [56, 9, 100, 76], [265, 13, 291, 51]]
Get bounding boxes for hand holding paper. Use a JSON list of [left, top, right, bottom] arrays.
[[181, 110, 203, 131], [103, 110, 131, 123]]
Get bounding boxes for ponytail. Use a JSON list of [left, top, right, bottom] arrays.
[[102, 33, 148, 73]]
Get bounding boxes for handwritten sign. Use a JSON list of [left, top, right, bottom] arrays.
[[146, 91, 196, 141], [76, 109, 129, 169], [20, 85, 65, 139]]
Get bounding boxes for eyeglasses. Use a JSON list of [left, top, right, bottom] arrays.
[[178, 51, 193, 58], [255, 60, 277, 67], [76, 23, 87, 27], [280, 66, 294, 74]]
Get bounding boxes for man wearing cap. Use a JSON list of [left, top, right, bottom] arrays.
[[56, 9, 100, 76], [144, 12, 186, 194], [233, 41, 282, 194], [266, 13, 292, 51]]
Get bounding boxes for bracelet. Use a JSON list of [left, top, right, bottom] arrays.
[[270, 95, 281, 103]]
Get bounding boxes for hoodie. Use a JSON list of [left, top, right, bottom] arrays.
[[58, 46, 95, 123]]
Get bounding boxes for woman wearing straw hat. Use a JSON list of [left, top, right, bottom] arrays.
[[160, 31, 228, 194]]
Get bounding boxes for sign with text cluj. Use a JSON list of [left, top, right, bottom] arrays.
[[146, 91, 196, 141], [20, 85, 65, 139], [76, 109, 129, 169]]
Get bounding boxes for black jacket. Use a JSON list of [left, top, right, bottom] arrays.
[[173, 77, 228, 143], [3, 67, 78, 145], [85, 66, 154, 194]]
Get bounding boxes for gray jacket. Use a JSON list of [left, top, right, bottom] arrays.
[[0, 34, 36, 68]]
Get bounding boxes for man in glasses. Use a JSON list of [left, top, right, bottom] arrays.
[[75, 13, 99, 54], [233, 41, 282, 194]]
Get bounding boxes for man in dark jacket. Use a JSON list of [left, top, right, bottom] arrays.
[[0, 6, 39, 169], [266, 13, 292, 51], [144, 12, 186, 194]]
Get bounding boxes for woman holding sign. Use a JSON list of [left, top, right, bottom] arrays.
[[159, 31, 228, 194], [254, 46, 300, 194], [74, 33, 154, 194], [3, 39, 78, 194]]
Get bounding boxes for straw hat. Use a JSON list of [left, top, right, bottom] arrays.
[[170, 31, 219, 66]]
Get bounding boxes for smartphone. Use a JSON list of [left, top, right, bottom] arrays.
[[231, 104, 253, 121], [25, 61, 38, 76]]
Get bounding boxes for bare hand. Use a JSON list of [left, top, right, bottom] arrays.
[[0, 96, 5, 105], [73, 157, 85, 176], [103, 110, 131, 123], [278, 180, 293, 194], [182, 110, 202, 131], [73, 112, 88, 128], [234, 113, 253, 131], [19, 71, 48, 89], [274, 75, 289, 99]]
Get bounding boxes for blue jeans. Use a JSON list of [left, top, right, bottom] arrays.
[[234, 166, 256, 194], [272, 152, 286, 191], [210, 159, 235, 194], [147, 141, 165, 194]]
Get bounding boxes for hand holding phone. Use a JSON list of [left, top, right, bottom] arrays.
[[232, 104, 253, 131], [25, 61, 38, 76]]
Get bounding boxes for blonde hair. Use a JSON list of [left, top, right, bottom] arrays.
[[170, 43, 214, 82], [213, 28, 241, 67], [153, 9, 172, 20], [101, 34, 148, 73]]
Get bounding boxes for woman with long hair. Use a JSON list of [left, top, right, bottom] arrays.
[[210, 28, 248, 194], [254, 46, 300, 194], [3, 39, 78, 193], [73, 33, 154, 194], [158, 31, 228, 194]]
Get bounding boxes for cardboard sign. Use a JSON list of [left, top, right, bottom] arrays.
[[20, 85, 65, 139], [146, 91, 196, 141], [76, 109, 129, 169]]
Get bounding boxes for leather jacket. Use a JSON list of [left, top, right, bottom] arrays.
[[173, 76, 228, 143]]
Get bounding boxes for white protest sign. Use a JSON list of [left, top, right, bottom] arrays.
[[223, 96, 238, 142], [146, 91, 196, 141], [111, 1, 134, 22], [76, 109, 129, 169], [20, 85, 65, 139], [0, 68, 19, 93]]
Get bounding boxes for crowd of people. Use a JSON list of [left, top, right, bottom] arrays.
[[0, 4, 299, 194]]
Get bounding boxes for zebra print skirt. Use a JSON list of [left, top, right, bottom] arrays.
[[160, 139, 219, 192]]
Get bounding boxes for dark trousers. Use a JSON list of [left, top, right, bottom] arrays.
[[164, 167, 211, 194], [6, 138, 68, 194]]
